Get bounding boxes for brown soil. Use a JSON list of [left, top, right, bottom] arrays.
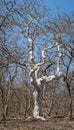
[[0, 118, 74, 130]]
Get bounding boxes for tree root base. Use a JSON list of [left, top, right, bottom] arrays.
[[25, 116, 46, 121]]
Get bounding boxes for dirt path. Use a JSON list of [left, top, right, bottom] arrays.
[[0, 119, 74, 130]]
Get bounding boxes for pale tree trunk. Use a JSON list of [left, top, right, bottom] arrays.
[[33, 89, 45, 120], [29, 42, 64, 120], [26, 25, 64, 120], [26, 18, 45, 120]]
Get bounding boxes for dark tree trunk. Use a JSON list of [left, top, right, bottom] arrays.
[[66, 81, 72, 120]]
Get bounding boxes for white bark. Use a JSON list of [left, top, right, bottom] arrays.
[[26, 20, 64, 120], [56, 44, 62, 73], [33, 90, 45, 120], [33, 91, 40, 117], [31, 43, 64, 120], [42, 43, 58, 60], [34, 43, 64, 86], [28, 41, 34, 63], [23, 14, 34, 63]]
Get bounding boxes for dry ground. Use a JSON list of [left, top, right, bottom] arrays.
[[0, 118, 74, 130]]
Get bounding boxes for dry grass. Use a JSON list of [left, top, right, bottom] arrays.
[[0, 118, 74, 130]]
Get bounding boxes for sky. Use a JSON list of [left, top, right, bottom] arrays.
[[45, 0, 74, 14]]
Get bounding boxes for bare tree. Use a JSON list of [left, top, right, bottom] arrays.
[[0, 64, 17, 120], [0, 0, 74, 120]]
